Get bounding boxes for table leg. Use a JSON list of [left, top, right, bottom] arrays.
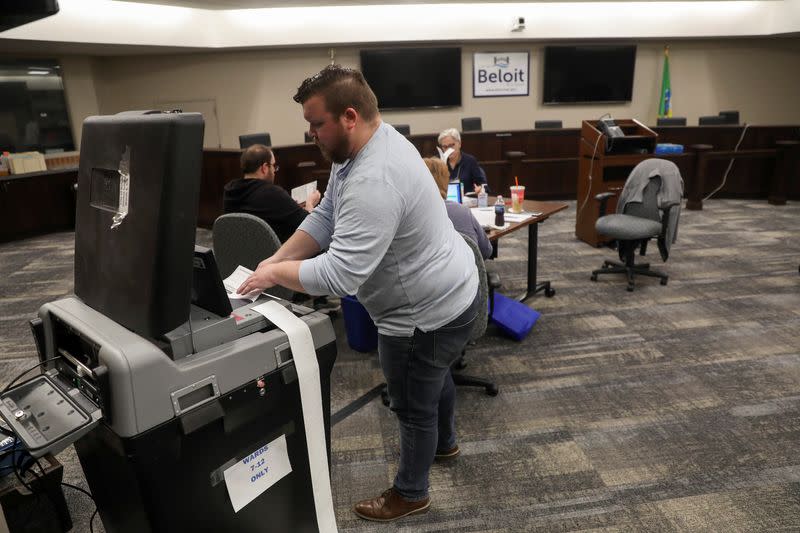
[[519, 221, 555, 301]]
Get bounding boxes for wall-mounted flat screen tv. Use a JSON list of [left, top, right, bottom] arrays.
[[542, 45, 636, 104], [360, 47, 461, 110]]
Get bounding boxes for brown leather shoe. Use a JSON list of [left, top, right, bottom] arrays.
[[435, 445, 460, 460], [353, 487, 430, 522]]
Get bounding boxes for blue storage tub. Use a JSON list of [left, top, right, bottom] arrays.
[[341, 295, 378, 352], [489, 292, 541, 341], [655, 143, 684, 154]]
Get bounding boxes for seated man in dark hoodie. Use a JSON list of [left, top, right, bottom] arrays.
[[224, 144, 338, 312], [223, 144, 321, 242]]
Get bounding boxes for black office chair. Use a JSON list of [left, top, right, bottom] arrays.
[[461, 117, 482, 132], [698, 115, 728, 126], [392, 124, 410, 136], [239, 133, 271, 149], [657, 117, 687, 126], [591, 159, 684, 291], [718, 110, 740, 124], [535, 120, 563, 129]]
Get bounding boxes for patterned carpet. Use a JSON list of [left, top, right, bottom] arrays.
[[1, 199, 799, 532]]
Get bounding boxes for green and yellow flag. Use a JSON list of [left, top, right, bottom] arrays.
[[658, 46, 672, 118]]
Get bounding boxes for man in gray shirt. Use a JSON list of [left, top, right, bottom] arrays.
[[238, 65, 479, 522]]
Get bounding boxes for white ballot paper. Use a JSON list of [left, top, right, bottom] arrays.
[[223, 265, 259, 301], [223, 434, 293, 513], [291, 181, 318, 204], [250, 301, 338, 533], [436, 146, 454, 163]]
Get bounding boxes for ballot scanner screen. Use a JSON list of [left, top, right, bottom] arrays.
[[74, 111, 205, 338]]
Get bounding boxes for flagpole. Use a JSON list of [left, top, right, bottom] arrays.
[[658, 45, 672, 119]]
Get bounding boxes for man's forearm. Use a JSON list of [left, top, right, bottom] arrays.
[[265, 260, 307, 293], [264, 230, 321, 264]]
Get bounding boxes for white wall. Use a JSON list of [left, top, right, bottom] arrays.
[[71, 37, 800, 149], [60, 56, 100, 148]]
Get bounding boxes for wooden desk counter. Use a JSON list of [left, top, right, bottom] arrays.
[[0, 167, 78, 242]]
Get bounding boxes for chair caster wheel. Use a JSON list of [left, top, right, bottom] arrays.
[[545, 287, 555, 297], [590, 274, 598, 282], [486, 385, 499, 396], [626, 285, 634, 292], [455, 359, 467, 370], [660, 278, 668, 285], [380, 389, 390, 407]]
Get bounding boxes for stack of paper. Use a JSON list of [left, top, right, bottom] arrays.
[[469, 208, 509, 230], [8, 152, 47, 174], [291, 181, 317, 204]]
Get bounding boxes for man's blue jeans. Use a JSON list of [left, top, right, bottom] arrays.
[[378, 292, 480, 501]]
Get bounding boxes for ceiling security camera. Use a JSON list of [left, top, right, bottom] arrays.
[[512, 16, 526, 32]]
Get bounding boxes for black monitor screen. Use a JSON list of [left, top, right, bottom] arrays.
[[543, 45, 636, 104], [360, 47, 461, 110], [74, 111, 204, 338], [192, 246, 233, 318]]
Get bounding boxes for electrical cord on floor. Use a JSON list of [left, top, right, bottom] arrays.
[[2, 357, 100, 531], [577, 112, 617, 217], [703, 124, 750, 202], [11, 436, 45, 529], [578, 133, 604, 216], [2, 356, 61, 394], [61, 481, 99, 533], [4, 427, 99, 533]]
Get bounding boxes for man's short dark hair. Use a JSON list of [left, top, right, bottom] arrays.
[[293, 64, 379, 121], [240, 144, 273, 174]]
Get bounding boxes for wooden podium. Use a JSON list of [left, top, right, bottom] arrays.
[[575, 119, 657, 246]]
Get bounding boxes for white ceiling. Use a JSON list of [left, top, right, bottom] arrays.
[[1, 0, 798, 54], [128, 0, 756, 6]]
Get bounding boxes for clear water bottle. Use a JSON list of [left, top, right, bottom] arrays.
[[477, 185, 488, 208], [494, 195, 505, 226]]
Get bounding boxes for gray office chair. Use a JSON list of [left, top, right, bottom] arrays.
[[392, 124, 410, 135], [698, 115, 728, 126], [657, 117, 687, 126], [239, 133, 271, 149], [379, 234, 500, 407], [452, 233, 500, 396], [535, 120, 562, 129], [591, 159, 683, 292], [461, 117, 482, 132], [212, 213, 293, 300]]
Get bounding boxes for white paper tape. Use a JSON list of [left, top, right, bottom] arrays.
[[251, 301, 337, 533]]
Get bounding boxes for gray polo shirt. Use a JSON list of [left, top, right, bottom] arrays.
[[298, 122, 478, 336]]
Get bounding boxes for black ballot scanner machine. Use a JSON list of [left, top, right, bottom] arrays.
[[0, 111, 337, 532]]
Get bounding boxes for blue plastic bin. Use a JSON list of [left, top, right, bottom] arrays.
[[341, 295, 378, 352], [655, 143, 684, 154], [489, 292, 541, 341]]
